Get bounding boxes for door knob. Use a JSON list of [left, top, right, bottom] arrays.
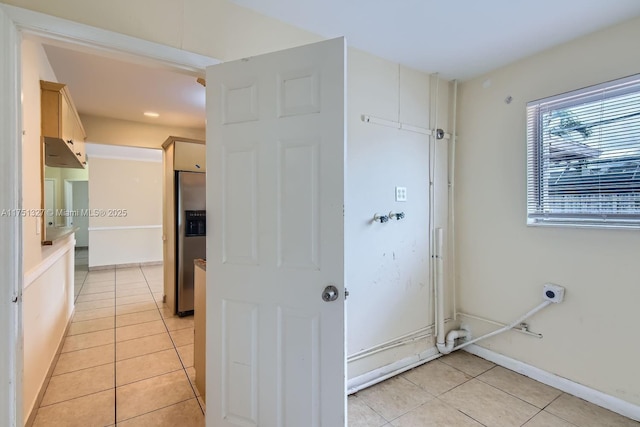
[[322, 285, 339, 302]]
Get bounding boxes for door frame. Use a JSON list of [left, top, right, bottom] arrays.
[[44, 177, 57, 226], [63, 180, 72, 227], [63, 179, 89, 229], [0, 4, 218, 424]]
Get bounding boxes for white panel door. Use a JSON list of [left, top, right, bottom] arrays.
[[206, 38, 346, 427]]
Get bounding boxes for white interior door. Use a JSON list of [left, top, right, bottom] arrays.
[[206, 38, 346, 426]]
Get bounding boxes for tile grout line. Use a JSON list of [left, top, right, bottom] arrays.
[[72, 252, 89, 304], [113, 264, 155, 425], [50, 360, 115, 378], [115, 366, 185, 388], [400, 356, 567, 426], [139, 266, 205, 416], [113, 266, 118, 426], [37, 388, 117, 410], [372, 357, 493, 425], [540, 393, 582, 427], [473, 370, 555, 411], [114, 397, 196, 425], [133, 266, 203, 417]]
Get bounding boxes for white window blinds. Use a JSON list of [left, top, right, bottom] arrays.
[[526, 74, 640, 228]]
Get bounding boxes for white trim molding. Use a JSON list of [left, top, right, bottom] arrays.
[[23, 236, 75, 290], [85, 143, 162, 163], [464, 345, 640, 422], [0, 4, 219, 74], [88, 225, 162, 231], [0, 5, 23, 425], [347, 347, 441, 395]]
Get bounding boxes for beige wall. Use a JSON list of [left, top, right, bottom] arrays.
[[22, 236, 74, 421], [1, 0, 322, 62], [21, 37, 60, 270], [21, 38, 76, 421], [88, 156, 163, 267], [81, 114, 205, 149], [456, 16, 640, 407]]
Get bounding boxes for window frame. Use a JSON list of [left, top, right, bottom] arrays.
[[526, 74, 640, 229]]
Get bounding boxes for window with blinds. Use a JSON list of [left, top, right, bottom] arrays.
[[526, 74, 640, 228]]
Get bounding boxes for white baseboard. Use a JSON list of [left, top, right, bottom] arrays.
[[88, 260, 162, 271], [464, 344, 640, 422], [347, 347, 441, 395]]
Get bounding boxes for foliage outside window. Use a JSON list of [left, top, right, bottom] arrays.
[[526, 74, 640, 228]]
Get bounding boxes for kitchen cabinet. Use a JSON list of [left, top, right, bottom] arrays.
[[40, 80, 87, 169], [194, 259, 206, 402], [174, 140, 206, 172]]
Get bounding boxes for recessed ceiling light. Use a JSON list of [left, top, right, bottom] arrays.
[[144, 111, 160, 118]]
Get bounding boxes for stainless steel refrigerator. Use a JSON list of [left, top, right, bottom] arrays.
[[176, 171, 206, 316]]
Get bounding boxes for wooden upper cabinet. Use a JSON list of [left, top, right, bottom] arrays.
[[40, 80, 87, 168], [174, 141, 206, 172], [163, 136, 206, 173]]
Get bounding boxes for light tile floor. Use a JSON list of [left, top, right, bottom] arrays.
[[32, 263, 204, 427], [349, 351, 640, 426], [33, 257, 638, 426]]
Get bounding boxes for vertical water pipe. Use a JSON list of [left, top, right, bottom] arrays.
[[430, 73, 440, 339], [450, 79, 458, 321], [434, 227, 446, 349]]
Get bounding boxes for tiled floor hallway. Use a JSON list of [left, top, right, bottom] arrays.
[[31, 257, 205, 426], [31, 251, 639, 426]]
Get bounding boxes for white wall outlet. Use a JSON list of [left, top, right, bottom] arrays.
[[395, 186, 407, 202], [543, 283, 565, 303]]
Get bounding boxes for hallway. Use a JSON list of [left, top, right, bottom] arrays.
[[31, 262, 204, 426]]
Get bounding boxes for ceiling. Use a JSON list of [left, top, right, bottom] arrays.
[[231, 0, 640, 80], [43, 43, 206, 129], [40, 1, 640, 130]]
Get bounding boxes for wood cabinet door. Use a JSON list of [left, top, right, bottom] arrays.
[[174, 141, 206, 172]]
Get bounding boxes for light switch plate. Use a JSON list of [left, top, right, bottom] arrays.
[[395, 186, 407, 202]]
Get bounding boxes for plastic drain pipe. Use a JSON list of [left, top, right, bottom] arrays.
[[434, 226, 553, 354], [438, 300, 552, 354], [435, 227, 466, 354]]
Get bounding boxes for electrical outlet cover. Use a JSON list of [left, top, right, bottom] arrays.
[[395, 186, 407, 202]]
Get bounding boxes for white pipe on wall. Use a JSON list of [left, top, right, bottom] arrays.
[[348, 332, 433, 362], [439, 301, 552, 354], [430, 73, 440, 339], [435, 228, 446, 347], [450, 79, 458, 321], [347, 325, 433, 361], [457, 312, 543, 338]]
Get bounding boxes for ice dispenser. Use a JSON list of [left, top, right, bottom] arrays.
[[185, 210, 206, 237]]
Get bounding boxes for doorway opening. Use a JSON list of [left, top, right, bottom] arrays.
[[17, 23, 212, 426]]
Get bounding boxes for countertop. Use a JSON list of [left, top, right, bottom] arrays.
[[43, 226, 79, 246], [194, 258, 206, 271]]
